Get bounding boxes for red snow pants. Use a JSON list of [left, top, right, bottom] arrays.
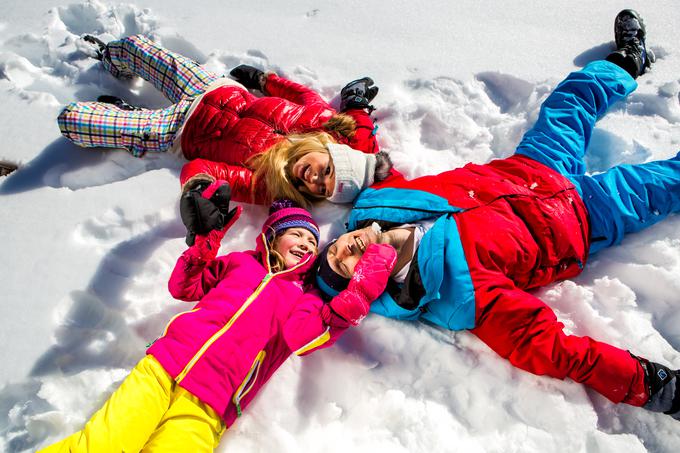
[[471, 287, 649, 406]]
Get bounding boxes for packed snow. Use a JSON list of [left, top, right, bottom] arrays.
[[1, 1, 680, 452]]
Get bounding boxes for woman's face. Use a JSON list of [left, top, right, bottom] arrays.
[[273, 227, 318, 269], [291, 151, 335, 198], [325, 226, 380, 277]]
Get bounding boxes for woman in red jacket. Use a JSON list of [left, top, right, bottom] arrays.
[[58, 34, 389, 206]]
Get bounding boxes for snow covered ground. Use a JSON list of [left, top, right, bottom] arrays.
[[1, 1, 680, 452]]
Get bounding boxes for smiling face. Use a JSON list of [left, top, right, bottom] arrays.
[[272, 227, 319, 269], [325, 225, 381, 278], [290, 151, 336, 198]]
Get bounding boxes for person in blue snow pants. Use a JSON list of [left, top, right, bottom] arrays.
[[316, 10, 680, 419], [516, 61, 680, 256]]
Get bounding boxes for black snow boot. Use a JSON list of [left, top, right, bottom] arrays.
[[639, 358, 680, 420], [340, 77, 379, 113], [83, 35, 133, 79], [605, 9, 655, 78], [97, 95, 142, 111], [83, 35, 108, 61], [0, 161, 18, 177]]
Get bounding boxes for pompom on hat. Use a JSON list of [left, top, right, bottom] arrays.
[[263, 199, 320, 244], [326, 143, 377, 204]]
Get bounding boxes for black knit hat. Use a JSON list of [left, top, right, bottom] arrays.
[[315, 240, 351, 297]]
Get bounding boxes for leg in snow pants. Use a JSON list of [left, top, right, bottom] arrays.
[[516, 60, 680, 255], [58, 35, 219, 156], [474, 60, 680, 407], [38, 356, 225, 452]]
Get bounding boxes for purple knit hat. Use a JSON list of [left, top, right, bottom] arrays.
[[263, 199, 320, 244]]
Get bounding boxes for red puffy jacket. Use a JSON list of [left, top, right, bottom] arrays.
[[180, 74, 379, 203]]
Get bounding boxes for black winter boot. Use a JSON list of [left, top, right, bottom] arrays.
[[97, 95, 142, 111], [83, 35, 108, 61], [0, 161, 17, 177], [640, 358, 680, 420], [83, 35, 133, 79], [605, 9, 654, 79], [340, 77, 379, 113]]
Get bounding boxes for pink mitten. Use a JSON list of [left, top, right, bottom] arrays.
[[325, 243, 397, 326]]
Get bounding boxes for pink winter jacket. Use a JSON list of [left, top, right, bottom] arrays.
[[147, 229, 346, 426]]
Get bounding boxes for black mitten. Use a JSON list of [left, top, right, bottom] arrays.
[[229, 64, 265, 90], [339, 77, 379, 112], [210, 183, 239, 233], [180, 181, 236, 246], [210, 183, 232, 215]]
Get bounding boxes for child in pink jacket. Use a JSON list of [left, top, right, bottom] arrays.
[[41, 192, 396, 452]]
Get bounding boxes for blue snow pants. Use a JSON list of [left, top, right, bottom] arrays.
[[516, 60, 680, 254]]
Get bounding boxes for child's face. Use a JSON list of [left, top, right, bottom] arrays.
[[274, 227, 318, 269]]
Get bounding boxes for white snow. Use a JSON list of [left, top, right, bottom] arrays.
[[1, 1, 680, 452]]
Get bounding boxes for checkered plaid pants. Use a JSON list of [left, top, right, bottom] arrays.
[[58, 35, 219, 156]]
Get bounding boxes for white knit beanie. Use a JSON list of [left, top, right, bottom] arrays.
[[326, 143, 377, 204]]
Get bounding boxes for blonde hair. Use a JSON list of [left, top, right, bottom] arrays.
[[267, 227, 318, 273], [247, 114, 357, 207], [267, 234, 287, 273]]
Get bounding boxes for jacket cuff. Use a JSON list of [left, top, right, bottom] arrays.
[[182, 174, 216, 193], [261, 71, 278, 95]]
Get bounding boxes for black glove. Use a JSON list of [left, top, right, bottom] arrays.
[[340, 77, 379, 112], [180, 181, 237, 246], [229, 64, 265, 90]]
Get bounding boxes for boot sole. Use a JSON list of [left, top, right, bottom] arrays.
[[615, 9, 646, 49], [0, 161, 18, 177]]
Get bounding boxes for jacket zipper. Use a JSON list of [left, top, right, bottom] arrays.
[[355, 187, 578, 216], [174, 234, 311, 384], [175, 273, 272, 383], [354, 202, 450, 215], [294, 326, 331, 356], [232, 350, 267, 417], [149, 307, 201, 347]]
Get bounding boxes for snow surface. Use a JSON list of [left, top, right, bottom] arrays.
[[1, 1, 680, 452]]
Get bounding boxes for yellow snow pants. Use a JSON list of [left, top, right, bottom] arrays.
[[39, 355, 225, 452]]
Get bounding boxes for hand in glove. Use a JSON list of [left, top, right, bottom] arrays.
[[180, 180, 238, 246], [229, 64, 265, 91], [339, 77, 379, 112], [189, 225, 232, 262], [322, 243, 397, 327]]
